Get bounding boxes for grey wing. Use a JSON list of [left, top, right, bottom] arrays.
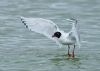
[[21, 17, 60, 39]]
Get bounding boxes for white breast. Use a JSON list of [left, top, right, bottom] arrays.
[[58, 31, 76, 45]]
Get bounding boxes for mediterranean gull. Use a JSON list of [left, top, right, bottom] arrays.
[[21, 17, 80, 59]]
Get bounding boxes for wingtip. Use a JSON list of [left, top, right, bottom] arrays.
[[20, 16, 24, 19], [20, 16, 25, 20], [20, 16, 28, 28]]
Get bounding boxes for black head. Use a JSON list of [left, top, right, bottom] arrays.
[[52, 32, 61, 38]]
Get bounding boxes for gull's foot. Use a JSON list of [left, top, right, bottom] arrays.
[[68, 54, 71, 59], [72, 55, 75, 60], [68, 54, 71, 57]]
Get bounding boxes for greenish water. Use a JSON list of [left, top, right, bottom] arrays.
[[0, 0, 100, 71]]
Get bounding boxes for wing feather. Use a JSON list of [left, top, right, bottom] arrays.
[[21, 17, 59, 39]]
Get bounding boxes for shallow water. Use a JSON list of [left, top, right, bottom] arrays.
[[0, 0, 100, 71]]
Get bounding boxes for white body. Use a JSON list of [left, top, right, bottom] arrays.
[[57, 31, 76, 45], [21, 17, 80, 48]]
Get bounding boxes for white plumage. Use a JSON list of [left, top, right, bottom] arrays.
[[21, 17, 59, 39], [21, 17, 80, 59]]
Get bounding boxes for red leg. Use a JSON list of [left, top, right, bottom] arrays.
[[68, 45, 71, 57], [72, 45, 75, 59]]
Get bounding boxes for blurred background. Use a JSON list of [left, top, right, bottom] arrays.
[[0, 0, 100, 71]]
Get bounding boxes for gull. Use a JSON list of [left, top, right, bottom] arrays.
[[21, 17, 80, 59]]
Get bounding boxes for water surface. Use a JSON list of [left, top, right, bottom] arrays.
[[0, 0, 100, 71]]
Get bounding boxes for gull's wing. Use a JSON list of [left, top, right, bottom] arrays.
[[67, 18, 81, 48], [21, 17, 59, 39], [73, 28, 80, 48]]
